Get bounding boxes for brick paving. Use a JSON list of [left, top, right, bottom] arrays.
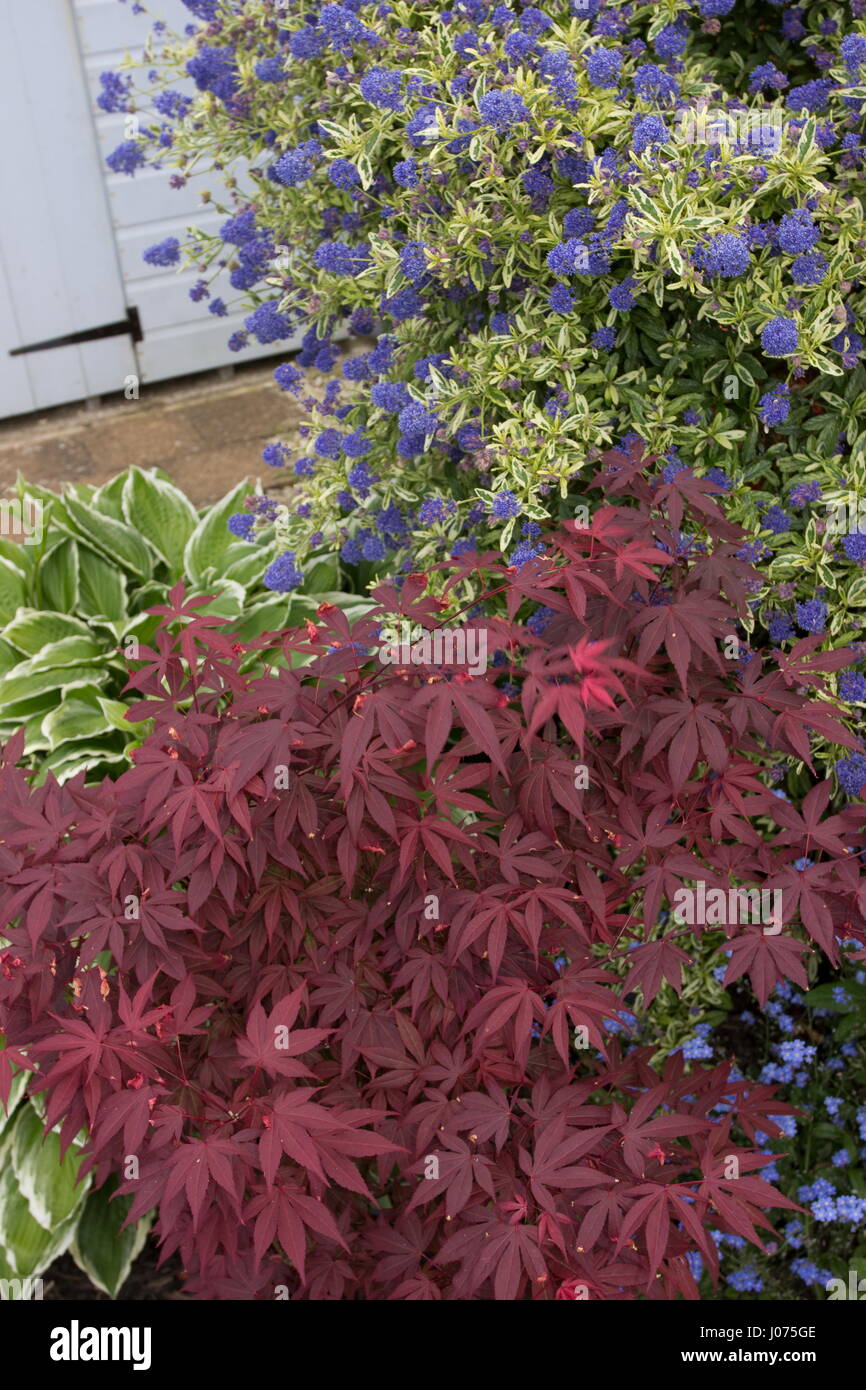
[[0, 360, 313, 509]]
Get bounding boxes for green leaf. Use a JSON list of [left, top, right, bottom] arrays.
[[3, 609, 92, 656], [232, 595, 293, 642], [40, 538, 79, 612], [0, 695, 56, 729], [90, 473, 128, 522], [0, 538, 31, 575], [0, 558, 28, 622], [34, 744, 129, 785], [121, 467, 198, 572], [804, 982, 866, 1010], [0, 639, 21, 677], [10, 1104, 90, 1230], [128, 580, 168, 616], [0, 1068, 28, 1144], [223, 540, 277, 587], [193, 578, 246, 620], [41, 692, 116, 751], [71, 1178, 151, 1298], [16, 475, 67, 523], [183, 480, 255, 585], [835, 1012, 865, 1043], [23, 635, 105, 671], [78, 545, 128, 622], [0, 1156, 80, 1280], [846, 575, 866, 608], [61, 493, 152, 580], [97, 695, 139, 735], [0, 661, 110, 707], [289, 591, 375, 622], [22, 713, 52, 756]]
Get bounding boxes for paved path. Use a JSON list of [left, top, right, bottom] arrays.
[[0, 361, 309, 508]]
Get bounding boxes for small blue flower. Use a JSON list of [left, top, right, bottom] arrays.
[[491, 490, 521, 521], [548, 283, 574, 314], [759, 383, 790, 427], [478, 89, 530, 129], [632, 115, 668, 154], [837, 754, 866, 797], [328, 158, 361, 190], [788, 480, 822, 507], [699, 233, 751, 279], [791, 253, 828, 286], [608, 276, 637, 311], [417, 496, 457, 525], [726, 1266, 764, 1293], [839, 671, 866, 702], [227, 513, 255, 541], [777, 210, 820, 254], [794, 599, 826, 632], [360, 66, 404, 111], [143, 237, 181, 267], [585, 47, 622, 89], [762, 505, 792, 535], [632, 63, 678, 105], [264, 551, 304, 592], [591, 326, 616, 351], [842, 532, 866, 562], [762, 317, 799, 358], [546, 238, 587, 276]]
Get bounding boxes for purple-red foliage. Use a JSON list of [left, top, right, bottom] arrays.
[[1, 456, 864, 1299]]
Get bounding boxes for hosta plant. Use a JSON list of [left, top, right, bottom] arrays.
[[3, 462, 865, 1301], [0, 467, 358, 783], [0, 1062, 150, 1297]]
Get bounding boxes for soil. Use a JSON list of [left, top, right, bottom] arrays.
[[42, 1239, 189, 1302], [0, 355, 344, 509]]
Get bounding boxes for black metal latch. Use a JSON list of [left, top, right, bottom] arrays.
[[10, 305, 143, 357]]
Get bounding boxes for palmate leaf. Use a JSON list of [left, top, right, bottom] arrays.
[[0, 479, 863, 1301], [623, 939, 694, 1005], [235, 993, 333, 1079], [722, 928, 811, 1006], [245, 1184, 346, 1282], [629, 594, 731, 695]]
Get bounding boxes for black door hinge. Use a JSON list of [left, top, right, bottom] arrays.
[[10, 305, 142, 357]]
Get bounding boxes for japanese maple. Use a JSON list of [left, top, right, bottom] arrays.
[[1, 458, 863, 1300]]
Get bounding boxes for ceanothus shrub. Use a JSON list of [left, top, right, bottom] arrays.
[[4, 459, 866, 1300], [107, 0, 866, 591]]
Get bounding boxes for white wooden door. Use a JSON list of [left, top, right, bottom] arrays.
[[73, 0, 300, 385], [0, 0, 300, 420], [0, 0, 138, 417]]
